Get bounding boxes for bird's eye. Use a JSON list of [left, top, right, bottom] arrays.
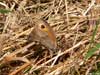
[[41, 25, 45, 29], [40, 24, 48, 32]]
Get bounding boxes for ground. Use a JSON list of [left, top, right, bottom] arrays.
[[0, 0, 100, 75]]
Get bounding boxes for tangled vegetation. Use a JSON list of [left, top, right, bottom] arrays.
[[0, 0, 100, 75]]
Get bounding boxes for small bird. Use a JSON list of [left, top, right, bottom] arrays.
[[28, 18, 57, 50], [3, 18, 57, 75]]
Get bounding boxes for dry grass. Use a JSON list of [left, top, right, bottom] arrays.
[[0, 0, 100, 75]]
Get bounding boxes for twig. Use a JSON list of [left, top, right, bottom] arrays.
[[30, 40, 88, 72], [51, 50, 61, 67], [65, 0, 69, 24], [9, 57, 31, 75], [0, 2, 8, 9], [83, 0, 95, 16]]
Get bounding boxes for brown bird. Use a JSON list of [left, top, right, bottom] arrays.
[[3, 18, 57, 75], [28, 18, 57, 50]]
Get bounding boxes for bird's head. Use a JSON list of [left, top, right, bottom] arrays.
[[29, 18, 57, 50]]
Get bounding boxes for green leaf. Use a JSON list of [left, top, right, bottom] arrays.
[[24, 66, 32, 74], [91, 70, 100, 75], [0, 9, 11, 14], [85, 43, 100, 59], [85, 19, 100, 59], [90, 62, 100, 75], [89, 20, 99, 48]]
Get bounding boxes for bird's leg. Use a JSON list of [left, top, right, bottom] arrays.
[[49, 50, 54, 58]]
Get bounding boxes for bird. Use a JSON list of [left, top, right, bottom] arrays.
[[3, 18, 57, 75], [28, 18, 57, 50]]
